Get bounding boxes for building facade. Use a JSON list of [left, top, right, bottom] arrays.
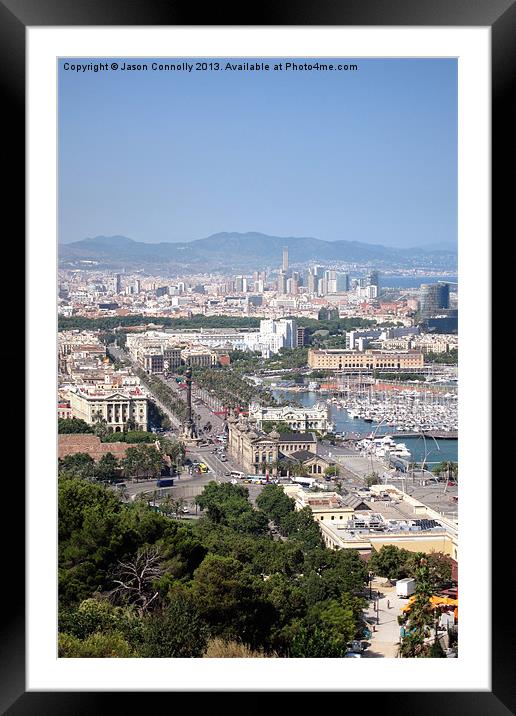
[[308, 348, 424, 371], [420, 283, 450, 319], [248, 402, 332, 433], [227, 414, 317, 474], [69, 386, 148, 432]]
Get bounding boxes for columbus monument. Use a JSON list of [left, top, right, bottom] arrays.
[[180, 366, 200, 444]]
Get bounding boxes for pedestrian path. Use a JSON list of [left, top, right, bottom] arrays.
[[363, 580, 404, 658]]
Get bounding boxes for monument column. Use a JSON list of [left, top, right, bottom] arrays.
[[181, 366, 199, 443]]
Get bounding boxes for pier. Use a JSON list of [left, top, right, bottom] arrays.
[[347, 431, 457, 441]]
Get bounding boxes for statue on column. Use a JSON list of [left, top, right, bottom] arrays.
[[181, 366, 199, 441]]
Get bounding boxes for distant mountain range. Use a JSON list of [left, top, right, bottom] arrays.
[[59, 232, 457, 274]]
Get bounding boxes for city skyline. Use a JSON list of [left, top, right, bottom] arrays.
[[59, 58, 457, 249]]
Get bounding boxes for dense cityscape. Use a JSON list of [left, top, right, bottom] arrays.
[[58, 240, 459, 659]]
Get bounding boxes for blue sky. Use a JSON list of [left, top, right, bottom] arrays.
[[58, 58, 457, 248]]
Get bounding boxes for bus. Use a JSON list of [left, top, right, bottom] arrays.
[[156, 478, 174, 488], [244, 475, 270, 485], [229, 470, 245, 479]]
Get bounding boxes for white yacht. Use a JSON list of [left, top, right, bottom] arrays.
[[391, 444, 411, 459]]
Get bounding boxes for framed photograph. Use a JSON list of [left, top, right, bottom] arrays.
[[6, 0, 511, 709]]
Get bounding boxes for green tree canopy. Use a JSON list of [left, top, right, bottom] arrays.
[[122, 444, 163, 481], [96, 452, 120, 482], [140, 594, 209, 658], [368, 545, 412, 581], [58, 418, 93, 434], [58, 452, 96, 480]]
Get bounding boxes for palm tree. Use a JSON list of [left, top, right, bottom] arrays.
[[117, 484, 129, 502], [408, 461, 419, 484], [291, 462, 309, 477], [171, 497, 186, 519], [92, 410, 109, 439], [271, 459, 285, 477], [433, 461, 458, 486]]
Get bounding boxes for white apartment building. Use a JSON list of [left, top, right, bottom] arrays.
[[247, 318, 297, 356], [126, 319, 297, 361]]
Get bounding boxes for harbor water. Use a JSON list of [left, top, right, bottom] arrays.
[[272, 389, 458, 466]]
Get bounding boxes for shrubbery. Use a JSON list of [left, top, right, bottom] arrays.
[[58, 476, 370, 657]]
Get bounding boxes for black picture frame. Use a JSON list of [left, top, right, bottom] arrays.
[[5, 0, 511, 710]]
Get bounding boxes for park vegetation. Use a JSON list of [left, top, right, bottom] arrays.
[[58, 474, 370, 658], [424, 349, 458, 365], [368, 545, 453, 588]]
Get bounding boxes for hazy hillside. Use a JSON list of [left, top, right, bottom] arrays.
[[59, 232, 457, 273]]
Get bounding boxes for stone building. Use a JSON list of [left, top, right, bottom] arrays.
[[69, 385, 148, 432], [308, 348, 424, 372], [248, 402, 332, 433], [227, 413, 323, 475]]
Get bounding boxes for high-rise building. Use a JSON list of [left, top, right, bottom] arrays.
[[307, 272, 316, 294], [286, 277, 299, 295], [282, 247, 289, 272], [277, 272, 287, 294], [296, 326, 308, 347], [368, 270, 380, 288], [325, 270, 337, 294], [109, 274, 122, 294], [336, 272, 349, 292], [317, 277, 327, 296], [420, 283, 450, 319], [235, 276, 248, 293]]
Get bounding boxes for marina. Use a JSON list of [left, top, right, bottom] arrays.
[[271, 388, 458, 466], [328, 387, 458, 435]]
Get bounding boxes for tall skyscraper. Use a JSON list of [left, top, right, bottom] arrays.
[[282, 247, 289, 272], [367, 270, 380, 288], [277, 272, 287, 294], [286, 277, 298, 295], [109, 274, 122, 294], [336, 272, 349, 292], [325, 270, 337, 294], [235, 276, 248, 293], [420, 283, 450, 319]]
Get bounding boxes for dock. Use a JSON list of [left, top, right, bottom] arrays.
[[348, 431, 457, 441]]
